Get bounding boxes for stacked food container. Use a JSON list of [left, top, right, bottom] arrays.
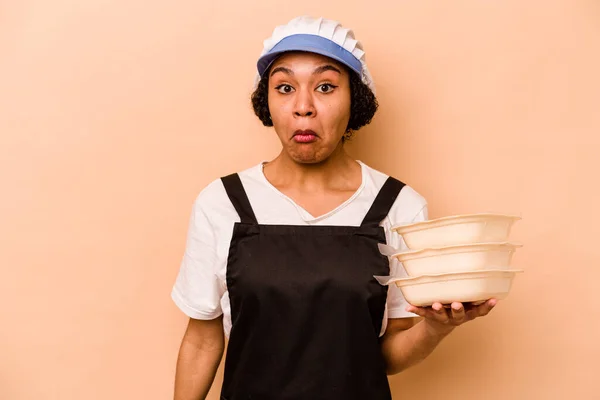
[[377, 214, 524, 307]]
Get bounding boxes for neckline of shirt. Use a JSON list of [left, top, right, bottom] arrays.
[[255, 160, 368, 223]]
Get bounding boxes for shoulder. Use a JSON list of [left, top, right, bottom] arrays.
[[192, 163, 264, 216], [192, 177, 228, 217], [360, 162, 428, 225]]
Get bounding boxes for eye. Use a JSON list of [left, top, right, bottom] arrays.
[[316, 84, 337, 93], [275, 84, 295, 94]]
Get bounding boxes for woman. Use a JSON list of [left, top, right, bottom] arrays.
[[171, 16, 497, 400]]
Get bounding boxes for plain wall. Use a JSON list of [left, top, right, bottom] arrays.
[[1, 0, 598, 399]]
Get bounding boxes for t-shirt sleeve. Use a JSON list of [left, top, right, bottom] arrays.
[[385, 202, 429, 319], [171, 196, 225, 320]]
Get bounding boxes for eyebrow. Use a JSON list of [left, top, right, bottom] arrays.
[[270, 66, 293, 77], [313, 65, 342, 75], [269, 64, 342, 77]]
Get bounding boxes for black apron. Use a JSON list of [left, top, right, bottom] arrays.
[[219, 173, 405, 400]]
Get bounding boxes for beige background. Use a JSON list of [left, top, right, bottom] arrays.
[[1, 0, 599, 399]]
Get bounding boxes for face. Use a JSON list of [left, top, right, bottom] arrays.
[[267, 52, 351, 164]]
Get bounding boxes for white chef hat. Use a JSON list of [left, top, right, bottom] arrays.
[[254, 16, 376, 94]]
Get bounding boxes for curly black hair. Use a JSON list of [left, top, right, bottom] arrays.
[[250, 69, 378, 140]]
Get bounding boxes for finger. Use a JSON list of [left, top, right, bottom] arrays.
[[450, 302, 466, 323], [465, 309, 479, 321], [406, 305, 427, 318], [407, 304, 446, 322], [476, 299, 497, 317], [430, 302, 450, 324], [416, 306, 444, 321]]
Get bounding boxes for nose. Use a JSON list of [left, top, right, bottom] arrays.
[[293, 87, 316, 118]]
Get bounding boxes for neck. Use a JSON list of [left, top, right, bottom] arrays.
[[264, 143, 360, 191]]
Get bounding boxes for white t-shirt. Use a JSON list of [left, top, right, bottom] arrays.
[[171, 161, 428, 337]]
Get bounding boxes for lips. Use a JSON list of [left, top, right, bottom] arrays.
[[293, 129, 318, 143]]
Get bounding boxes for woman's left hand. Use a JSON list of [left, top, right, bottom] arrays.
[[406, 299, 497, 335]]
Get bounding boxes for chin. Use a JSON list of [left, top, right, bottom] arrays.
[[289, 150, 329, 164], [285, 141, 342, 164], [293, 157, 322, 164]]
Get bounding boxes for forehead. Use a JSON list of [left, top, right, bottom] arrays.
[[269, 51, 347, 72]]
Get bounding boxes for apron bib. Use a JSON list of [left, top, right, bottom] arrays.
[[219, 173, 405, 400]]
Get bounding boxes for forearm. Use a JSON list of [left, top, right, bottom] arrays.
[[174, 335, 224, 400], [381, 319, 454, 375]]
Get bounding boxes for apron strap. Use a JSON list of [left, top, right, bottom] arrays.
[[361, 177, 406, 227], [221, 173, 258, 224]]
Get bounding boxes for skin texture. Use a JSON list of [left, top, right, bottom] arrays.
[[262, 51, 363, 218], [174, 316, 224, 400], [266, 52, 352, 165], [250, 56, 378, 137]]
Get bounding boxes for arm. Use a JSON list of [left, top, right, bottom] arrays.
[[380, 316, 453, 375], [381, 299, 497, 375], [174, 316, 225, 400]]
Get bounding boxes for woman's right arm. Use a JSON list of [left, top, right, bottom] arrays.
[[174, 316, 225, 400]]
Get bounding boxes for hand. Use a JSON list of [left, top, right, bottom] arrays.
[[405, 299, 497, 336]]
